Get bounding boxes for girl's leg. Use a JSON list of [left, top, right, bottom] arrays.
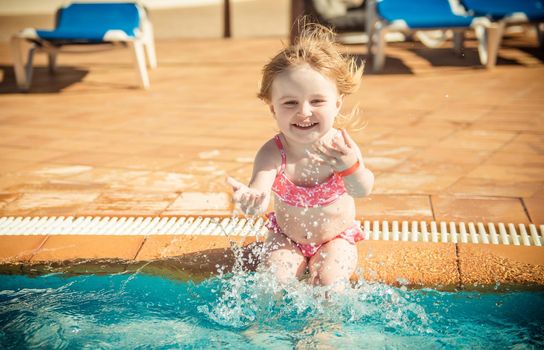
[[308, 238, 358, 291], [263, 229, 307, 284]]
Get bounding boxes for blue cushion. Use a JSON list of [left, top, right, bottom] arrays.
[[377, 0, 474, 28], [461, 0, 544, 21], [36, 2, 140, 42]]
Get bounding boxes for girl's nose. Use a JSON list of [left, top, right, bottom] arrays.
[[298, 101, 312, 116]]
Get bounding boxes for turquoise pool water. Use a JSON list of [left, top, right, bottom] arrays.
[[0, 272, 543, 349]]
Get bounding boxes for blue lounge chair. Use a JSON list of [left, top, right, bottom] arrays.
[[461, 0, 544, 51], [462, 0, 544, 22], [366, 0, 501, 71], [11, 2, 157, 90]]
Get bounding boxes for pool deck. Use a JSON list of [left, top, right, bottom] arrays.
[[0, 32, 543, 289]]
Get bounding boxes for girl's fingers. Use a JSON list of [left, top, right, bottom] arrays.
[[232, 189, 244, 203], [241, 191, 252, 206], [229, 177, 267, 213], [315, 143, 343, 159], [317, 146, 343, 167], [244, 194, 261, 215], [253, 192, 265, 206], [246, 193, 258, 213], [226, 176, 244, 191], [330, 130, 354, 154], [331, 137, 350, 155], [310, 149, 336, 165], [240, 194, 252, 214], [341, 129, 355, 148]]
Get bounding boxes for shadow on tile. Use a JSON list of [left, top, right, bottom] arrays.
[[0, 65, 88, 94], [410, 47, 521, 68], [360, 55, 415, 75]]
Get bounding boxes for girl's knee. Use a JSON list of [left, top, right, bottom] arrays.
[[309, 240, 358, 286], [313, 268, 351, 286], [265, 249, 306, 283]]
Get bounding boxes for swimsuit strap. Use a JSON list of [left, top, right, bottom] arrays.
[[273, 134, 286, 173]]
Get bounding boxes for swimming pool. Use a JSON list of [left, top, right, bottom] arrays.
[[1, 271, 543, 349]]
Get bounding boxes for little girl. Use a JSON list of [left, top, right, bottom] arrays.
[[227, 23, 374, 291]]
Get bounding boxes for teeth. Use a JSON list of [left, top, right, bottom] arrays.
[[295, 122, 316, 128]]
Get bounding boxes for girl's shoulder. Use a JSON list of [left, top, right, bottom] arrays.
[[254, 136, 283, 171]]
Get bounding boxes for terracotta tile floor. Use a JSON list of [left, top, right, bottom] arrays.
[[0, 33, 543, 225]]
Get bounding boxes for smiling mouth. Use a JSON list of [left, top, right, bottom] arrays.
[[292, 122, 318, 130]]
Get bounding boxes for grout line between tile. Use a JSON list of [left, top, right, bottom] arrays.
[[133, 236, 148, 261], [28, 235, 51, 262], [476, 129, 520, 164], [454, 243, 463, 290], [519, 197, 534, 224], [428, 195, 436, 221], [160, 192, 183, 215]]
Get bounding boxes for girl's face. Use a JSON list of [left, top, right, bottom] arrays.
[[269, 64, 342, 145]]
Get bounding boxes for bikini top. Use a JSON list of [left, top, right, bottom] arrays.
[[271, 134, 347, 208]]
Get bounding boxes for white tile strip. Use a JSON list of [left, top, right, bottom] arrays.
[[498, 223, 510, 245], [529, 225, 542, 247], [447, 222, 454, 244], [477, 223, 489, 244], [421, 221, 429, 242], [508, 223, 521, 246], [411, 221, 419, 242], [0, 216, 543, 246], [382, 220, 390, 241], [431, 221, 439, 243], [488, 223, 499, 245], [402, 221, 410, 242]]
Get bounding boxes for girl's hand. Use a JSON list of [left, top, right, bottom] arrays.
[[226, 177, 267, 215], [312, 129, 360, 172]]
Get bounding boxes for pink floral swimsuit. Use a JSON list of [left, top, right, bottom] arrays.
[[265, 134, 365, 258]]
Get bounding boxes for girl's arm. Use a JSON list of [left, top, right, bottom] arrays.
[[227, 140, 278, 215], [340, 147, 374, 198]]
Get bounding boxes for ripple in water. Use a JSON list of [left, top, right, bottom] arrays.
[[0, 265, 543, 348]]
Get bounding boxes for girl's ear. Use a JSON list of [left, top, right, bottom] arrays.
[[269, 105, 276, 116]]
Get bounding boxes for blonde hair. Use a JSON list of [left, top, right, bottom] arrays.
[[257, 20, 365, 130]]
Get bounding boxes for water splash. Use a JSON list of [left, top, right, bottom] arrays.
[[197, 263, 432, 337], [199, 194, 432, 335], [1, 273, 543, 349]]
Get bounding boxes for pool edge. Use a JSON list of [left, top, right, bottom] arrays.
[[1, 235, 543, 291]]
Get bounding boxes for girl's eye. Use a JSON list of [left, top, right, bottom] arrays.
[[312, 99, 325, 104], [284, 101, 298, 106]]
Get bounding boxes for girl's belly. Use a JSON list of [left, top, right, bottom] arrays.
[[273, 194, 356, 245]]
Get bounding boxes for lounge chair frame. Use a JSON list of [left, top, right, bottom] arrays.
[[365, 0, 502, 72], [10, 2, 157, 90], [461, 0, 544, 56]]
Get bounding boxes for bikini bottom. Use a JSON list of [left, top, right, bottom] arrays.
[[265, 212, 365, 258]]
